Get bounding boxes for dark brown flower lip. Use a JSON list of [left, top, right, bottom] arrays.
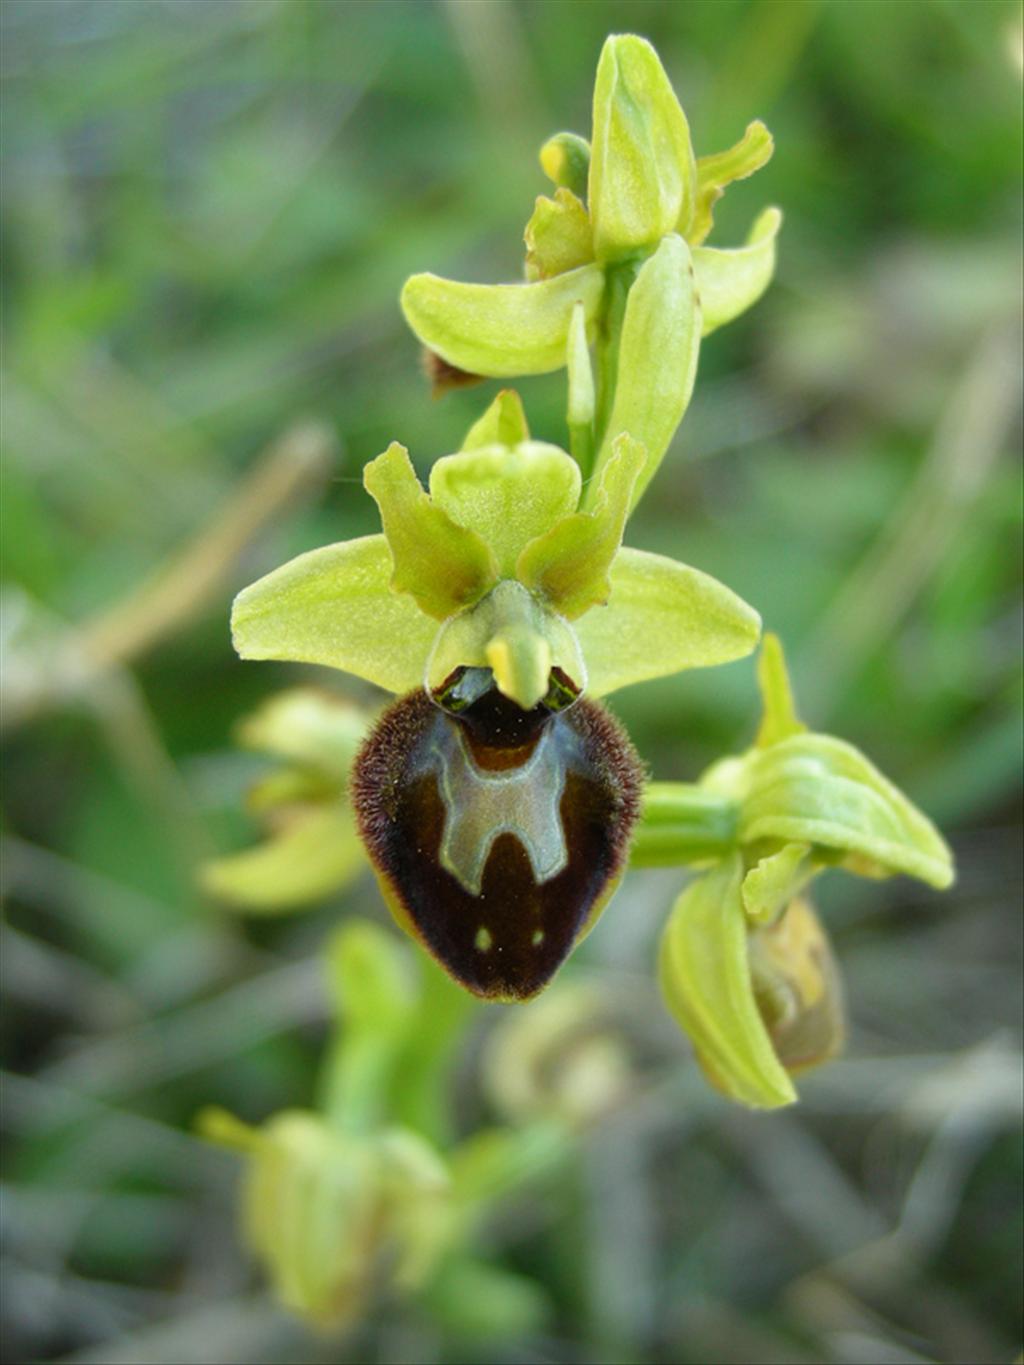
[[352, 681, 643, 1001]]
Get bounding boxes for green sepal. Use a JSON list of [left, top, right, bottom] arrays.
[[231, 534, 438, 694], [701, 635, 954, 890], [539, 131, 591, 198], [426, 579, 586, 709], [429, 442, 581, 578], [200, 805, 364, 912], [517, 432, 644, 619], [364, 442, 498, 620], [401, 264, 605, 378], [590, 233, 701, 508], [734, 733, 955, 889], [574, 547, 761, 696], [693, 206, 781, 336], [689, 120, 774, 246], [589, 34, 696, 260], [460, 389, 530, 451], [658, 854, 797, 1109], [524, 188, 594, 281]]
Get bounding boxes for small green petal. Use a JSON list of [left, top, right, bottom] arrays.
[[741, 841, 815, 926], [364, 442, 498, 620], [540, 130, 591, 198], [232, 535, 438, 693], [755, 632, 807, 748], [589, 34, 696, 260], [517, 432, 644, 619], [693, 206, 782, 336], [591, 233, 701, 508], [689, 120, 774, 246], [401, 265, 605, 378], [740, 734, 955, 890], [427, 580, 586, 707], [658, 855, 797, 1109], [235, 688, 370, 782], [430, 442, 581, 578], [201, 806, 364, 911], [574, 547, 761, 696], [460, 389, 530, 451], [524, 188, 595, 281]]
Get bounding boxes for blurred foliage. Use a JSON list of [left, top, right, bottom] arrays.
[[1, 2, 1021, 1363]]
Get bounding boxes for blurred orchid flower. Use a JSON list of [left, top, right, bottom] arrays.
[[652, 634, 954, 1108], [200, 688, 372, 911]]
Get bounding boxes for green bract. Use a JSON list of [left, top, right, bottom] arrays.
[[650, 634, 954, 1109], [401, 34, 780, 499], [232, 391, 761, 711]]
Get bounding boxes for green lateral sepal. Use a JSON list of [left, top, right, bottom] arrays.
[[693, 206, 781, 336], [231, 535, 438, 694], [658, 855, 797, 1109], [574, 547, 762, 696], [400, 264, 605, 378]]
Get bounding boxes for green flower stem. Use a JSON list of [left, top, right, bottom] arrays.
[[630, 782, 738, 867], [593, 259, 641, 458], [319, 1030, 399, 1137]]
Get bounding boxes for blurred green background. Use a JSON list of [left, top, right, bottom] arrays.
[[2, 1, 1021, 1361]]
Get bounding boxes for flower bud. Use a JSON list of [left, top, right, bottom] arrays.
[[539, 131, 591, 198], [589, 35, 696, 261], [748, 896, 845, 1075]]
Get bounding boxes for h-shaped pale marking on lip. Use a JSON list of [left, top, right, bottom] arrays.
[[430, 724, 569, 897]]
